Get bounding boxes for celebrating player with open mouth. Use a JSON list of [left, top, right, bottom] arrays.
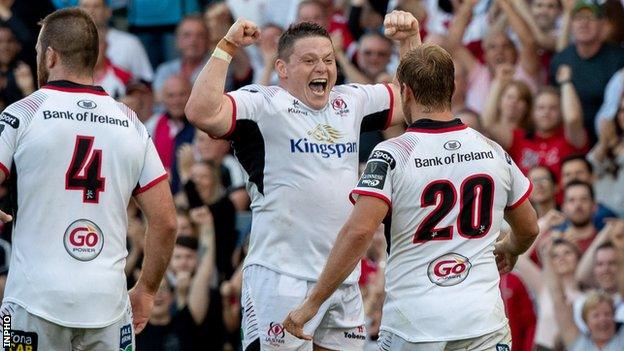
[[186, 9, 420, 351], [283, 44, 540, 351]]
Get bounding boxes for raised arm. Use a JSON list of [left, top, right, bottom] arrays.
[[283, 195, 389, 339], [543, 242, 580, 347], [130, 180, 177, 333], [185, 19, 260, 137], [557, 65, 587, 148], [447, 0, 479, 73], [499, 0, 540, 77], [384, 10, 421, 126], [482, 64, 515, 149], [575, 221, 616, 286], [187, 206, 216, 325], [511, 0, 558, 51], [557, 0, 575, 51]]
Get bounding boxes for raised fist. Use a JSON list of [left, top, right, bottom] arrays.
[[383, 10, 420, 42], [224, 18, 261, 48]]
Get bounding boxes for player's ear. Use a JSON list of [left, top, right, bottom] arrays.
[[275, 58, 288, 79], [45, 47, 58, 69]]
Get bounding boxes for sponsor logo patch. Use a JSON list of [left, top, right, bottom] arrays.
[[331, 98, 349, 116], [290, 124, 357, 159], [266, 322, 285, 347], [369, 150, 396, 169], [119, 324, 132, 351], [443, 140, 461, 151], [0, 112, 19, 129], [9, 330, 38, 351], [63, 219, 104, 261], [343, 325, 366, 341], [496, 344, 510, 351], [358, 161, 388, 190], [77, 100, 97, 109], [427, 253, 472, 287]]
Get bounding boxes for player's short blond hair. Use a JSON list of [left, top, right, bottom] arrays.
[[397, 44, 455, 112]]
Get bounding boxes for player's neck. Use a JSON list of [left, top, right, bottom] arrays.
[[409, 110, 454, 124], [46, 70, 94, 86]]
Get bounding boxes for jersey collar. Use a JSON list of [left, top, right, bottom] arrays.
[[406, 118, 467, 134], [42, 80, 108, 96]]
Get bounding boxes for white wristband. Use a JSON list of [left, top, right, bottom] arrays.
[[212, 47, 232, 63]]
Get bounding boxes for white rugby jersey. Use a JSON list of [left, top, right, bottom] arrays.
[[351, 119, 532, 342], [0, 81, 166, 328], [225, 83, 394, 283]]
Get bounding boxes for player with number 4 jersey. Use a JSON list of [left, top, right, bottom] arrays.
[[284, 45, 540, 351], [0, 9, 176, 350]]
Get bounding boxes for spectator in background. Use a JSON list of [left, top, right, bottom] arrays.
[[590, 96, 624, 217], [529, 166, 558, 218], [136, 278, 184, 350], [499, 271, 537, 351], [576, 220, 624, 295], [549, 0, 624, 145], [120, 79, 155, 123], [297, 0, 353, 51], [456, 107, 481, 132], [155, 15, 252, 97], [448, 0, 540, 113], [151, 75, 196, 193], [517, 238, 582, 350], [481, 74, 533, 140], [595, 68, 622, 134], [348, 0, 387, 41], [484, 65, 587, 178], [128, 0, 199, 68], [560, 155, 618, 230], [548, 278, 624, 350], [0, 24, 34, 105], [154, 15, 209, 95], [79, 0, 153, 82], [0, 0, 36, 69], [557, 181, 599, 254], [94, 27, 131, 98], [181, 131, 249, 211], [255, 23, 282, 86], [354, 33, 393, 82]]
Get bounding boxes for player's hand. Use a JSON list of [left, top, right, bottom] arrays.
[[224, 18, 260, 48], [176, 144, 195, 182], [0, 210, 12, 223], [383, 10, 420, 42], [283, 301, 319, 340], [493, 241, 518, 274], [128, 284, 155, 334]]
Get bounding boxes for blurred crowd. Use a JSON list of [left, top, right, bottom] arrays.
[[0, 0, 623, 350]]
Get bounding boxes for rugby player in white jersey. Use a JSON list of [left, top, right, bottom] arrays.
[[284, 44, 540, 351], [0, 9, 176, 350], [185, 10, 420, 351]]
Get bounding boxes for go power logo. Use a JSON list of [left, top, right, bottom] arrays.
[[427, 253, 472, 287], [63, 219, 104, 261]]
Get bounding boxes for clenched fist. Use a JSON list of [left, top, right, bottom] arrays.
[[224, 18, 261, 48], [383, 10, 420, 43]]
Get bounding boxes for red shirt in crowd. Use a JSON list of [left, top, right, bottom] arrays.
[[508, 127, 586, 180], [500, 272, 536, 351]]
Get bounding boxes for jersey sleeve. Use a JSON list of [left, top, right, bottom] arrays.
[[133, 137, 168, 195], [338, 83, 394, 132], [222, 84, 273, 139], [504, 151, 533, 210], [349, 146, 396, 208], [0, 93, 46, 178]]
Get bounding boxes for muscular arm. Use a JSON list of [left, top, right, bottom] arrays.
[[502, 200, 540, 256], [133, 181, 177, 294], [185, 20, 260, 137]]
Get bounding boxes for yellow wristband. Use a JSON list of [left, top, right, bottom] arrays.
[[212, 47, 232, 63]]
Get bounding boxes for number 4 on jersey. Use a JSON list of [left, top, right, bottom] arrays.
[[65, 136, 105, 203]]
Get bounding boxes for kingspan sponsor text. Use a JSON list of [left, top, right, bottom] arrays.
[[290, 138, 357, 158]]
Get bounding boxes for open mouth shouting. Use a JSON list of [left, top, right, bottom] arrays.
[[309, 78, 328, 96]]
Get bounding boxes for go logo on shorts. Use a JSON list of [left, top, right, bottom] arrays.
[[63, 219, 104, 261]]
